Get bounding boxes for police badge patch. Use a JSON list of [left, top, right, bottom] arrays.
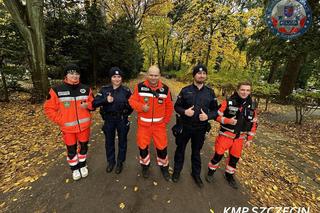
[[265, 0, 312, 40]]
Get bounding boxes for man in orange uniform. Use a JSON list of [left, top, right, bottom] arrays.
[[44, 64, 94, 181], [206, 81, 258, 189], [129, 65, 174, 180]]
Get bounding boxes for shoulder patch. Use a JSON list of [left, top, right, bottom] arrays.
[[122, 86, 130, 92]]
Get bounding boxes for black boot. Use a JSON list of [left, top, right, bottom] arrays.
[[160, 166, 170, 181], [171, 171, 180, 183], [115, 162, 123, 174], [224, 172, 238, 189], [106, 163, 115, 173], [191, 174, 204, 188], [141, 164, 150, 178], [205, 168, 216, 183]]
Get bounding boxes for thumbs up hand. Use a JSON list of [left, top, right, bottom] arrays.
[[107, 93, 114, 103], [142, 103, 150, 112], [185, 105, 195, 117], [199, 108, 208, 121], [230, 116, 237, 125]]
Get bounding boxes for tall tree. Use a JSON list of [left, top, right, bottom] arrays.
[[4, 0, 48, 103]]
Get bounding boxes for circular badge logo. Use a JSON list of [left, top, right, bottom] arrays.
[[265, 0, 312, 40], [80, 89, 86, 94]]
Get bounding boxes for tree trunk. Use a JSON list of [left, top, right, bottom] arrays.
[[264, 97, 269, 111], [4, 0, 48, 103], [279, 54, 305, 98], [171, 43, 177, 70], [0, 56, 9, 102], [153, 36, 161, 69], [91, 50, 97, 87], [178, 40, 183, 70], [267, 60, 278, 83], [205, 21, 214, 67]]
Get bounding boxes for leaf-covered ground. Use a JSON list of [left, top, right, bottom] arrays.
[[164, 79, 320, 212], [0, 92, 63, 208], [1, 80, 319, 212], [237, 103, 320, 210]]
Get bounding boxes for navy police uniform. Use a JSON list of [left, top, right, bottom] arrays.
[[172, 65, 219, 185], [93, 84, 133, 168]]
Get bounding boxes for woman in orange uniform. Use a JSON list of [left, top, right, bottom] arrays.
[[44, 64, 94, 181]]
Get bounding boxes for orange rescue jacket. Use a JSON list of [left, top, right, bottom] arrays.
[[44, 81, 94, 133], [129, 80, 173, 126]]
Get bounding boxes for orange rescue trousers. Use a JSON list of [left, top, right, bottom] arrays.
[[62, 128, 90, 170], [137, 124, 169, 167]]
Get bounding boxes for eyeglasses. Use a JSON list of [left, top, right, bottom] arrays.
[[67, 70, 80, 75]]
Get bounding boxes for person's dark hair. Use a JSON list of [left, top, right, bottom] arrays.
[[64, 64, 80, 76], [237, 81, 252, 90]]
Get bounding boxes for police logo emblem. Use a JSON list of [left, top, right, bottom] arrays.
[[80, 89, 86, 94], [115, 71, 119, 75], [265, 0, 312, 40]]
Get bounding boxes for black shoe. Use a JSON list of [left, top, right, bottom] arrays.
[[115, 163, 123, 174], [224, 172, 238, 189], [205, 169, 216, 183], [171, 171, 180, 183], [106, 163, 115, 173], [141, 165, 150, 178], [191, 174, 204, 188], [160, 166, 170, 181]]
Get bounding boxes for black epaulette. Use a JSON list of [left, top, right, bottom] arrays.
[[122, 85, 131, 92], [102, 84, 112, 88], [204, 85, 214, 91], [162, 83, 169, 90]]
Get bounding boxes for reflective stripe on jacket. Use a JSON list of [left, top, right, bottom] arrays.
[[129, 80, 173, 126], [44, 82, 94, 133]]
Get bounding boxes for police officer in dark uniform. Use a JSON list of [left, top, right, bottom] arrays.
[[172, 64, 219, 188], [93, 67, 133, 174]]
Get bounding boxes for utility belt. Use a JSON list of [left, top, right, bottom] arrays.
[[106, 111, 123, 116], [101, 110, 127, 120], [172, 116, 211, 137]]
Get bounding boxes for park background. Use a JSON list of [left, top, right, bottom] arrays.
[[0, 0, 319, 212]]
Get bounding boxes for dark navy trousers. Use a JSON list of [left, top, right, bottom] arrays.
[[102, 116, 130, 165], [173, 125, 207, 176]]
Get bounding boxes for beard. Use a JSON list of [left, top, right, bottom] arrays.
[[194, 79, 205, 84]]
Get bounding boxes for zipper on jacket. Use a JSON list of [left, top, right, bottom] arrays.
[[74, 97, 81, 132], [151, 93, 155, 124]]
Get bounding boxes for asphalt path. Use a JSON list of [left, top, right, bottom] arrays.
[[5, 93, 250, 213]]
